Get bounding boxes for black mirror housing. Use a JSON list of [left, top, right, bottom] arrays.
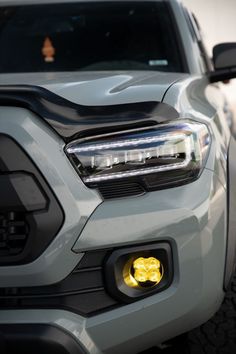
[[210, 43, 236, 83], [213, 43, 236, 70]]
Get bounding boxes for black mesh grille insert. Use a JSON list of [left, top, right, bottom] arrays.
[[98, 181, 146, 199], [0, 212, 29, 257]]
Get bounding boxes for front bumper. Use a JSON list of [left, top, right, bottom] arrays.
[[0, 107, 227, 353]]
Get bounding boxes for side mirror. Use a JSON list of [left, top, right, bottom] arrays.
[[209, 43, 236, 83], [213, 43, 236, 70]]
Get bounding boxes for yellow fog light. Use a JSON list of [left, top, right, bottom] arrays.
[[123, 256, 164, 288]]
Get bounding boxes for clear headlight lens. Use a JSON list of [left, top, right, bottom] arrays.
[[66, 120, 210, 189]]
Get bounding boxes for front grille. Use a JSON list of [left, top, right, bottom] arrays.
[[0, 212, 29, 257]]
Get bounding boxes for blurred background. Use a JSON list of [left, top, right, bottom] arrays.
[[183, 0, 236, 111]]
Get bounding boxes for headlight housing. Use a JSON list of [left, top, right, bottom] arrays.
[[66, 120, 210, 196]]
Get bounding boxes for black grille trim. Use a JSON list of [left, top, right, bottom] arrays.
[[98, 181, 146, 199]]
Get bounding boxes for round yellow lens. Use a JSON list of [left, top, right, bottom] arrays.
[[123, 256, 164, 288]]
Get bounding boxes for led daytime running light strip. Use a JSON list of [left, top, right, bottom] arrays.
[[67, 133, 187, 153]]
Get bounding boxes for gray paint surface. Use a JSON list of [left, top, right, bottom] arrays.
[[0, 71, 188, 105]]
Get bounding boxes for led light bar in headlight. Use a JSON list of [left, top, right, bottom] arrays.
[[66, 120, 210, 190]]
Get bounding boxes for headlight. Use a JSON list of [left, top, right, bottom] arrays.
[[66, 120, 210, 194]]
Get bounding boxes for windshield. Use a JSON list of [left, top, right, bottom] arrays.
[[0, 1, 185, 73]]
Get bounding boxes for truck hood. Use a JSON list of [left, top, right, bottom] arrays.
[[0, 71, 188, 105], [0, 71, 190, 139]]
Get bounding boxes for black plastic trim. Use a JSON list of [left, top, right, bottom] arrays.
[[0, 173, 48, 212], [209, 68, 236, 83], [0, 250, 119, 317], [0, 85, 179, 141], [98, 181, 146, 199], [224, 137, 236, 290], [0, 324, 86, 354]]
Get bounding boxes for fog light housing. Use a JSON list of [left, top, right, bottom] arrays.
[[105, 243, 173, 303]]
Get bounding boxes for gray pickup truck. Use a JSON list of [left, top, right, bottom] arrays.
[[0, 0, 236, 353]]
